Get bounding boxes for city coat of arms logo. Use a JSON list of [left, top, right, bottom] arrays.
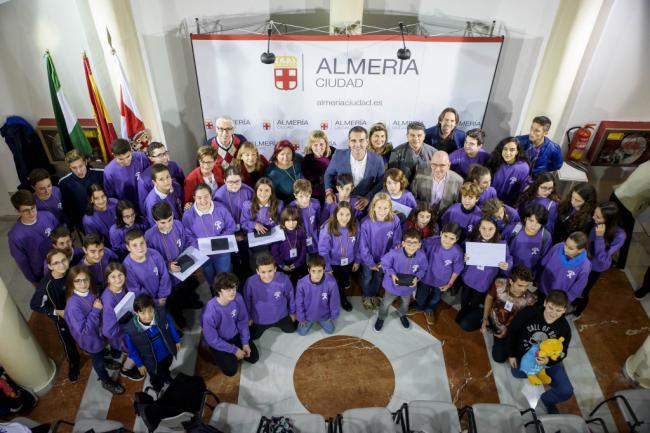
[[274, 56, 298, 91]]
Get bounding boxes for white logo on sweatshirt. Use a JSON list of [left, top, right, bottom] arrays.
[[566, 270, 576, 279], [273, 291, 281, 299], [386, 230, 393, 239], [412, 264, 419, 273], [350, 236, 356, 243], [444, 259, 452, 266], [531, 247, 540, 256], [509, 176, 518, 185], [309, 215, 315, 224], [467, 224, 474, 233], [214, 220, 222, 230], [231, 309, 237, 318], [176, 239, 182, 248], [57, 202, 63, 209], [45, 227, 52, 237], [153, 266, 159, 276], [135, 171, 141, 179], [321, 293, 328, 301]]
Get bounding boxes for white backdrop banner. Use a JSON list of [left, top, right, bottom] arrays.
[[191, 34, 502, 156]]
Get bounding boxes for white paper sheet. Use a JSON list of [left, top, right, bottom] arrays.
[[465, 242, 506, 267], [198, 234, 239, 256], [113, 291, 135, 321], [521, 381, 545, 409], [391, 200, 413, 217], [170, 246, 210, 281], [247, 225, 286, 247]]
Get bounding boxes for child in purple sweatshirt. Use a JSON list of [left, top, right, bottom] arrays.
[[64, 265, 125, 395], [137, 142, 185, 208], [100, 262, 143, 381], [467, 164, 498, 206], [103, 139, 150, 213], [289, 179, 322, 254], [416, 223, 464, 324], [322, 174, 364, 221], [374, 229, 428, 332], [81, 233, 119, 290], [359, 192, 403, 310], [82, 184, 118, 248], [8, 190, 59, 285], [538, 232, 591, 304], [109, 200, 148, 260], [573, 202, 624, 317], [487, 137, 530, 206], [517, 173, 560, 234], [29, 168, 67, 225], [240, 177, 284, 234], [296, 255, 340, 335], [440, 182, 482, 244], [449, 128, 490, 178], [143, 164, 184, 227], [202, 273, 259, 377], [318, 202, 360, 312], [457, 217, 512, 332], [271, 207, 307, 288], [382, 168, 417, 220], [507, 204, 552, 278], [480, 198, 521, 235], [243, 252, 297, 340], [122, 230, 172, 305]]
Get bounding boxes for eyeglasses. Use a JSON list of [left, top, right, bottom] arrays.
[[200, 159, 215, 165], [226, 179, 242, 185], [73, 278, 89, 284], [217, 127, 234, 133], [50, 259, 68, 267], [152, 151, 169, 158]]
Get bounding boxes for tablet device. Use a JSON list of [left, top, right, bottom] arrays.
[[210, 238, 230, 251], [176, 254, 196, 272], [254, 228, 274, 238], [396, 273, 415, 286]]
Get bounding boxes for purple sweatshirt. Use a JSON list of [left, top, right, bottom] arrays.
[[240, 200, 284, 233], [83, 248, 119, 289], [422, 236, 464, 287], [382, 190, 417, 210], [145, 220, 189, 263], [449, 149, 490, 177], [359, 215, 403, 267], [82, 198, 118, 245], [318, 225, 360, 271], [296, 274, 340, 322], [201, 293, 250, 354], [8, 211, 59, 284], [109, 222, 148, 259], [181, 202, 236, 248], [588, 226, 625, 272], [462, 240, 513, 292], [137, 161, 185, 210], [64, 292, 105, 354], [100, 288, 128, 351], [289, 199, 322, 254], [243, 272, 296, 325], [323, 194, 364, 221], [213, 184, 254, 231], [103, 152, 150, 212], [507, 225, 552, 274], [440, 204, 482, 240], [380, 248, 428, 296], [271, 227, 307, 268], [477, 186, 498, 206], [492, 161, 530, 206], [143, 183, 183, 227], [123, 249, 172, 301], [521, 197, 558, 234], [538, 243, 591, 302], [34, 186, 66, 225]]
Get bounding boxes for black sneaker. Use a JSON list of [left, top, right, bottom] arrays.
[[121, 366, 145, 381], [341, 297, 353, 312], [104, 358, 122, 370], [101, 379, 125, 395], [68, 368, 80, 383], [544, 402, 559, 415], [400, 316, 410, 329], [373, 318, 384, 333]]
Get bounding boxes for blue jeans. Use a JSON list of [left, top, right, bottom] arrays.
[[361, 265, 383, 297], [415, 283, 441, 312], [89, 350, 110, 382], [202, 253, 232, 287], [510, 362, 574, 406], [297, 320, 335, 335]]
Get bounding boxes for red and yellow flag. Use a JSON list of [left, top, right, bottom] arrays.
[[83, 52, 117, 162]]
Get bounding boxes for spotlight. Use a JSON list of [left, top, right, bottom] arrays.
[[260, 23, 276, 65], [397, 22, 411, 60]]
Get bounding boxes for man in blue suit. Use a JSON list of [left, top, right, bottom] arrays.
[[516, 115, 563, 176], [324, 126, 385, 211]]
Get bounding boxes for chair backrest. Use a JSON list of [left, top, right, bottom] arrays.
[[155, 411, 196, 432], [472, 403, 525, 433], [277, 413, 327, 433], [408, 401, 461, 433], [209, 403, 264, 433], [72, 418, 125, 433], [615, 389, 650, 430], [341, 407, 399, 433], [538, 414, 590, 433]]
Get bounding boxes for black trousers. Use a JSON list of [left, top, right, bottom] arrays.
[[53, 317, 80, 376], [250, 316, 297, 340], [455, 282, 487, 332], [150, 355, 173, 392], [208, 335, 259, 377], [332, 264, 353, 303], [572, 270, 601, 316], [610, 192, 635, 269], [491, 335, 509, 363]]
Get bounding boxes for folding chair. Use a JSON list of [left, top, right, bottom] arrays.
[[274, 413, 329, 433], [52, 418, 129, 433], [590, 389, 650, 433], [406, 400, 462, 433], [209, 402, 266, 433], [536, 414, 601, 433], [472, 403, 539, 433], [333, 407, 404, 433]]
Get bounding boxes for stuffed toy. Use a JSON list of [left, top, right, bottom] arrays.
[[519, 337, 565, 385]]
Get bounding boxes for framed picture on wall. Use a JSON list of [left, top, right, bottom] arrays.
[[587, 121, 650, 166], [36, 118, 105, 172]]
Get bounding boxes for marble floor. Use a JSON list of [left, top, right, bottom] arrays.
[[1, 218, 649, 433]]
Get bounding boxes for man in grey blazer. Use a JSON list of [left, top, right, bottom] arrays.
[[410, 151, 463, 214], [388, 121, 436, 184]]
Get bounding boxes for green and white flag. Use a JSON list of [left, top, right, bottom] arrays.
[[45, 51, 92, 156]]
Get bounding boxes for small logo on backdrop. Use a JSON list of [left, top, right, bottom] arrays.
[[204, 120, 214, 130], [274, 56, 298, 91], [320, 121, 329, 130], [262, 120, 271, 130]]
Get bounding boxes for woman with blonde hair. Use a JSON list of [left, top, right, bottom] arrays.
[[301, 130, 334, 202], [235, 141, 269, 188]]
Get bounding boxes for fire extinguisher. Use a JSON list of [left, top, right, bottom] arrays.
[[566, 123, 596, 161]]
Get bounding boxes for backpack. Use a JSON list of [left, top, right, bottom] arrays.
[[265, 417, 295, 433], [509, 223, 550, 251]]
